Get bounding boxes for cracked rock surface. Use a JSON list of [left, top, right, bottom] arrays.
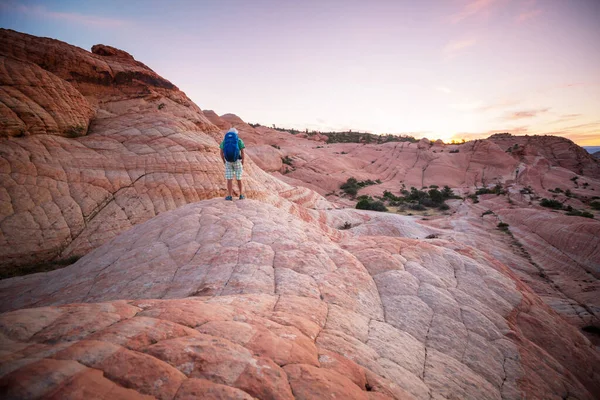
[[1, 29, 600, 400], [2, 199, 599, 399]]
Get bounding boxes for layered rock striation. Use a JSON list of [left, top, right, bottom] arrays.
[[1, 29, 600, 400], [0, 29, 327, 269], [2, 199, 599, 399]]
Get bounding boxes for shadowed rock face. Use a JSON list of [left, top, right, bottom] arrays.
[[1, 29, 600, 399]]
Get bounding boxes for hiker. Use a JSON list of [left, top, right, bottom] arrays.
[[220, 127, 246, 200]]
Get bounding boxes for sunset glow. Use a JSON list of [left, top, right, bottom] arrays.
[[1, 0, 598, 145]]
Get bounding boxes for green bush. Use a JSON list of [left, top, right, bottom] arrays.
[[428, 189, 444, 205], [340, 177, 380, 197], [591, 201, 600, 210], [356, 197, 388, 212], [540, 198, 563, 209], [408, 203, 426, 211], [339, 221, 352, 230], [476, 183, 505, 196], [566, 209, 594, 218], [282, 155, 293, 165], [441, 185, 458, 199]]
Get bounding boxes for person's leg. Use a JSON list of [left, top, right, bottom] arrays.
[[235, 160, 244, 199], [225, 161, 234, 199]]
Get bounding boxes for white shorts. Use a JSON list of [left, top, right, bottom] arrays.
[[225, 160, 243, 180]]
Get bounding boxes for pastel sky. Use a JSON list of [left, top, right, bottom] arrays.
[[1, 0, 599, 145]]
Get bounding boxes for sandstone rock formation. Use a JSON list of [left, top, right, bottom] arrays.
[[1, 29, 600, 400], [0, 29, 328, 270], [2, 199, 599, 399]]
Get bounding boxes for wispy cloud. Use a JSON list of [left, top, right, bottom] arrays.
[[547, 113, 583, 125], [443, 38, 477, 57], [505, 108, 550, 120], [516, 9, 542, 23], [448, 0, 499, 24], [2, 2, 128, 27], [515, 0, 542, 23], [477, 99, 520, 112]]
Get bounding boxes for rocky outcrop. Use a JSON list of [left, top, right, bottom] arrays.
[[0, 29, 331, 270], [488, 133, 600, 178], [2, 199, 599, 399]]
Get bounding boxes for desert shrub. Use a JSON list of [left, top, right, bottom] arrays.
[[340, 177, 381, 197], [339, 221, 352, 230], [449, 149, 459, 153], [476, 183, 506, 196], [158, 103, 166, 110], [565, 189, 573, 197], [497, 222, 509, 231], [482, 210, 493, 217], [520, 186, 533, 194], [429, 185, 439, 189], [540, 198, 563, 209], [408, 203, 426, 211], [566, 209, 594, 218], [428, 188, 444, 205], [590, 201, 600, 210], [282, 155, 293, 165], [341, 178, 359, 196], [356, 197, 388, 212], [441, 185, 459, 199], [383, 190, 403, 202], [381, 185, 451, 210], [271, 144, 281, 149], [425, 233, 439, 239]]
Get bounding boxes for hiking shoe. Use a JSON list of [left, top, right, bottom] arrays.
[[239, 194, 245, 200], [225, 196, 233, 201]]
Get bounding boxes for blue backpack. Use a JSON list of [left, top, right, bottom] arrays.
[[223, 131, 240, 162]]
